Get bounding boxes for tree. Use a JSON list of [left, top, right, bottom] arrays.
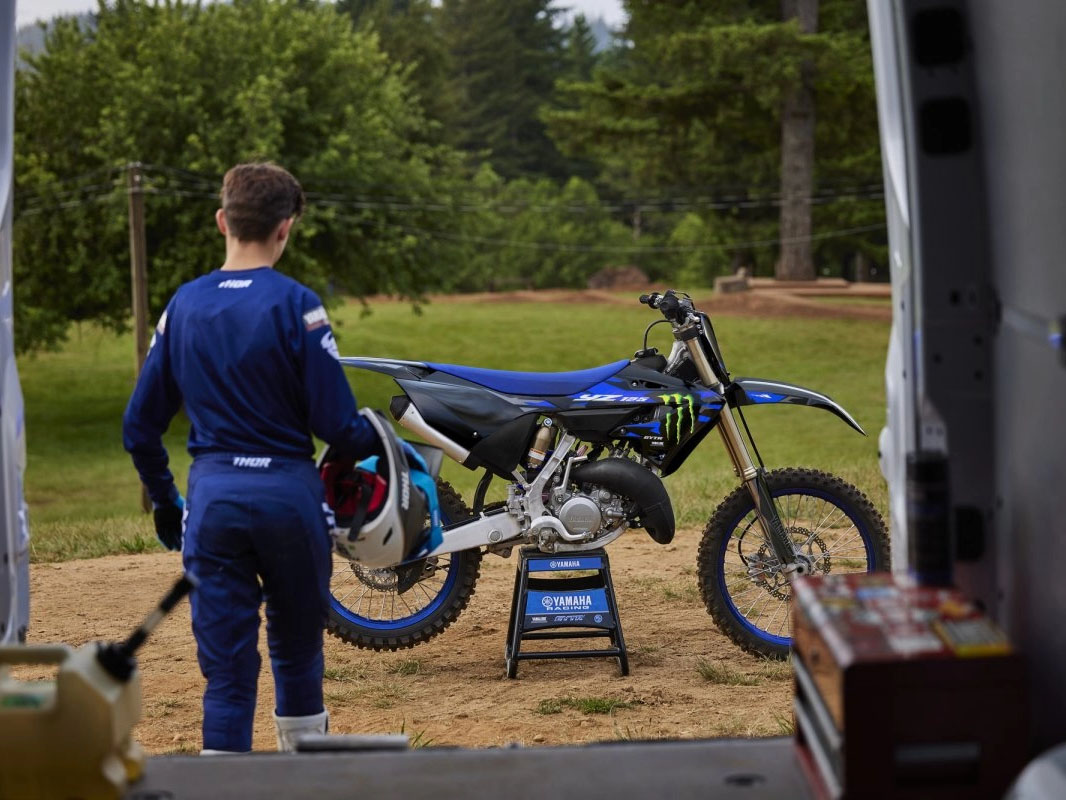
[[668, 212, 733, 287], [435, 165, 633, 291], [562, 14, 600, 82], [778, 0, 818, 280], [13, 0, 464, 351], [546, 0, 883, 280], [438, 0, 570, 180], [335, 0, 453, 129]]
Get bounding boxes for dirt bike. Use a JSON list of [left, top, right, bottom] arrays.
[[322, 289, 888, 660]]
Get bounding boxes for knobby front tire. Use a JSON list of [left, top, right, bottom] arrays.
[[697, 467, 889, 660]]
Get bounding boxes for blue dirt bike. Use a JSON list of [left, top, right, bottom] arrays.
[[321, 290, 888, 659]]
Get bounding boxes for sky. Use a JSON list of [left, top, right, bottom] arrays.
[[16, 0, 627, 29]]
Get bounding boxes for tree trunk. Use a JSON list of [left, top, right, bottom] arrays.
[[854, 250, 873, 282], [777, 0, 818, 281]]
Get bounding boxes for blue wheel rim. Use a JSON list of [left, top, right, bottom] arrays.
[[717, 486, 876, 648], [330, 509, 460, 631]]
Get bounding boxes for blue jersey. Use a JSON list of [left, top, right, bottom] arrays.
[[123, 266, 376, 505]]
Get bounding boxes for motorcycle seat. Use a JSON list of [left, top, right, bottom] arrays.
[[424, 359, 630, 397]]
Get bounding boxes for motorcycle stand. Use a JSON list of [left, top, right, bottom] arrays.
[[504, 547, 629, 679]]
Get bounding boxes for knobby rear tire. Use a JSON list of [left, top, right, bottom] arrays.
[[326, 481, 482, 651]]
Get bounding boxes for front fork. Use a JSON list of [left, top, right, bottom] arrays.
[[717, 405, 807, 578], [680, 328, 805, 578]]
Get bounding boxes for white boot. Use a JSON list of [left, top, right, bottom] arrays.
[[274, 709, 329, 753], [199, 749, 245, 756]]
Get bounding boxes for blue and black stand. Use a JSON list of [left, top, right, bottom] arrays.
[[505, 547, 628, 679]]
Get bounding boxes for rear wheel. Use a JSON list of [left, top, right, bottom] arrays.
[[327, 481, 481, 651], [697, 468, 889, 660]]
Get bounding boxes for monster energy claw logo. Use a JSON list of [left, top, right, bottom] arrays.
[[659, 393, 697, 442]]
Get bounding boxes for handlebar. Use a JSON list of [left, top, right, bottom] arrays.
[[641, 289, 730, 383], [639, 290, 693, 325]]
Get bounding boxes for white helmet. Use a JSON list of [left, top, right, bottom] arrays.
[[319, 409, 429, 567]]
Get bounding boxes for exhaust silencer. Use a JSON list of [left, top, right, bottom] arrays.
[[389, 396, 471, 466]]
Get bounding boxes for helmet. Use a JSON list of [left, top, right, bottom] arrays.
[[320, 409, 438, 567]]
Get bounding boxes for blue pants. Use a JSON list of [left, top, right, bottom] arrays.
[[182, 455, 332, 752]]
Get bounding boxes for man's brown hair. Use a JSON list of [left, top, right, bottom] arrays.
[[220, 163, 305, 242]]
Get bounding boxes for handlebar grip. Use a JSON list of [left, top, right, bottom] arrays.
[[639, 293, 659, 307], [640, 290, 692, 323]]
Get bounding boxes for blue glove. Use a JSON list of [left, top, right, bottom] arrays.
[[401, 441, 429, 474], [408, 467, 442, 556], [399, 441, 441, 557], [153, 491, 185, 552]]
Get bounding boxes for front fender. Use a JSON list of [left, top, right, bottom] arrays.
[[731, 378, 866, 435]]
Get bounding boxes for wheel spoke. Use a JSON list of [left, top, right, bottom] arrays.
[[336, 583, 367, 606], [709, 480, 883, 655], [813, 506, 848, 538], [765, 595, 790, 635], [330, 554, 458, 623]]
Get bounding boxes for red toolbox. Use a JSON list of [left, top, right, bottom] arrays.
[[791, 573, 1027, 799]]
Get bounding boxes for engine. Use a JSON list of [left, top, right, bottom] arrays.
[[547, 484, 628, 540], [538, 456, 675, 546], [566, 457, 676, 544]]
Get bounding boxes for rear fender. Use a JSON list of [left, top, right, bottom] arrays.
[[732, 378, 866, 435], [339, 356, 429, 380]]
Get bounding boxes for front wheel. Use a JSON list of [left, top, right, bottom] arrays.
[[697, 468, 889, 660], [327, 481, 481, 651]]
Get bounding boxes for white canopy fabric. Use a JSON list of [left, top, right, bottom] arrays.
[[0, 0, 30, 645]]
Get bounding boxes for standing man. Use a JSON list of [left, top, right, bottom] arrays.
[[123, 163, 379, 754]]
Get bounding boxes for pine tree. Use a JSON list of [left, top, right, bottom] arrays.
[[439, 0, 569, 180], [336, 0, 452, 129], [563, 14, 600, 82], [546, 0, 883, 279]]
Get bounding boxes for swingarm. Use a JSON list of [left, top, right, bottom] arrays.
[[409, 433, 588, 560]]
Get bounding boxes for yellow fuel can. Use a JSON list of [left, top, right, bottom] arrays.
[[0, 642, 144, 800]]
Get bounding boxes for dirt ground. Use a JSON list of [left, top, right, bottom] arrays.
[[17, 527, 793, 754], [9, 284, 889, 753]]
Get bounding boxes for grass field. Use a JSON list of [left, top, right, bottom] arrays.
[[18, 295, 890, 561]]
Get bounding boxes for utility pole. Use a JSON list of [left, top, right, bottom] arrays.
[[127, 162, 151, 512], [127, 162, 149, 373]]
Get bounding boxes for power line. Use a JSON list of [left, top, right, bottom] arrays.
[[140, 186, 217, 200], [134, 171, 884, 212], [300, 189, 884, 214], [12, 166, 887, 253], [430, 223, 886, 254], [335, 212, 885, 253], [16, 181, 122, 206], [131, 160, 885, 206], [126, 177, 884, 215], [15, 191, 121, 217], [25, 164, 123, 189], [298, 170, 889, 197]]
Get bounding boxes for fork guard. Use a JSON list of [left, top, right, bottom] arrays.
[[570, 458, 675, 545]]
